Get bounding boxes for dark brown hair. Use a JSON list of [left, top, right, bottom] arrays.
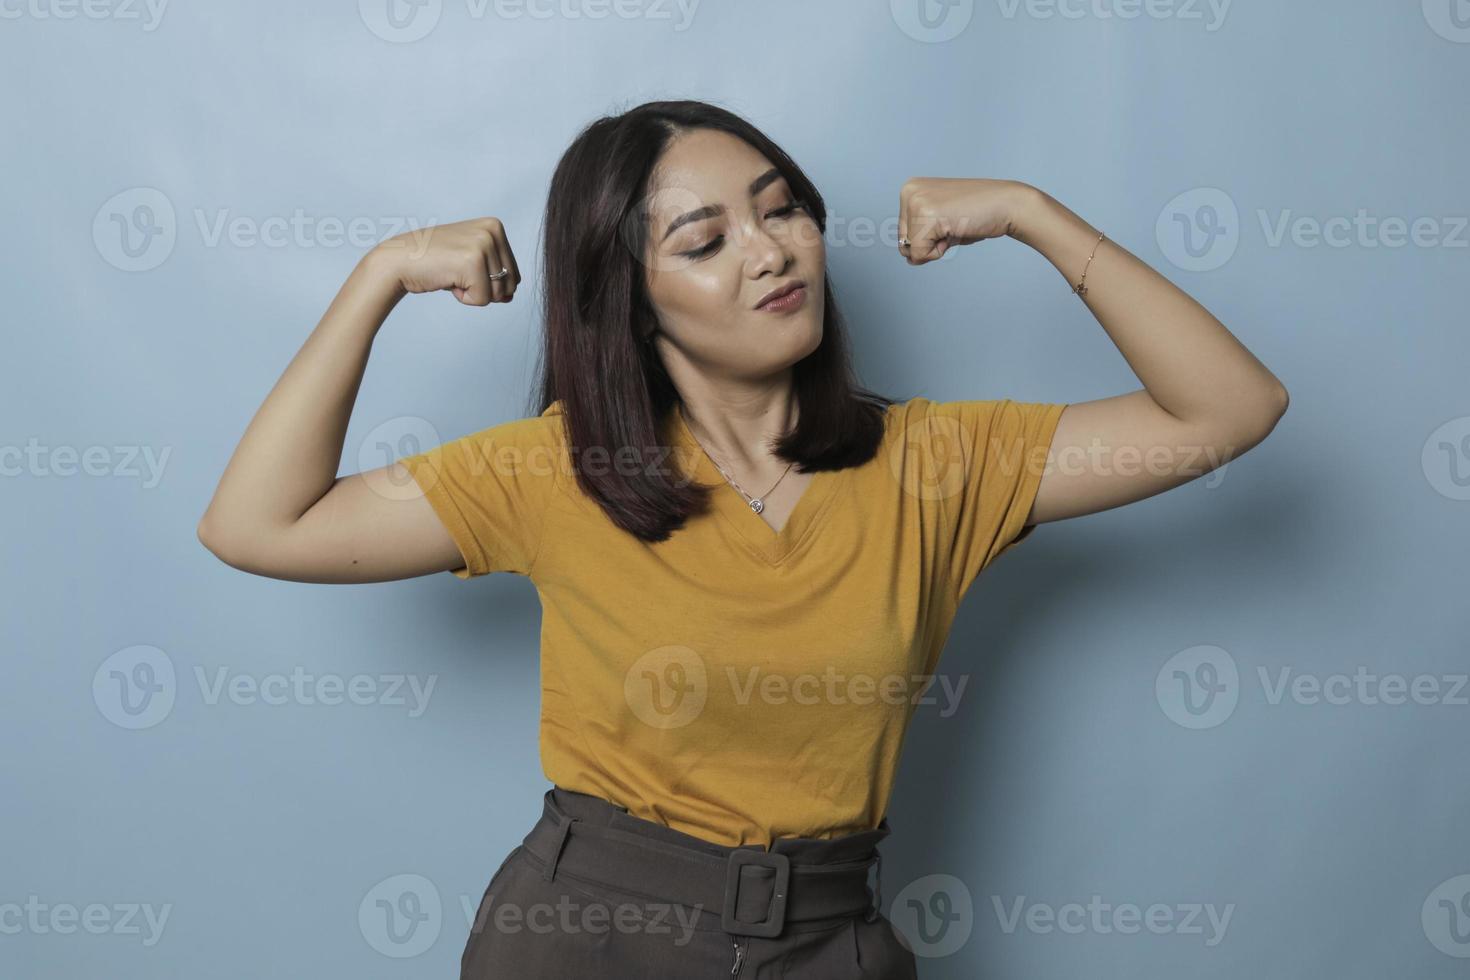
[[530, 98, 893, 543]]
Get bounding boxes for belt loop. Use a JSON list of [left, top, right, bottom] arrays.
[[864, 851, 883, 922], [542, 815, 579, 882]]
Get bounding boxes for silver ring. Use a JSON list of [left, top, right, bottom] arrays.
[[897, 237, 910, 247], [488, 266, 509, 280]]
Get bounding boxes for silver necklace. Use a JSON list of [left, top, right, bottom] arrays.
[[678, 405, 795, 515]]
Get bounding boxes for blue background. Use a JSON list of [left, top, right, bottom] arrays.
[[4, 1, 1468, 977]]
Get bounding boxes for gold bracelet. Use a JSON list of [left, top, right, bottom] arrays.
[[1071, 231, 1105, 297]]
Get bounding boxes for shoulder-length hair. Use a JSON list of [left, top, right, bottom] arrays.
[[530, 98, 894, 543]]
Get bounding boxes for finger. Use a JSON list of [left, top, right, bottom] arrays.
[[483, 237, 513, 303], [496, 227, 522, 290], [897, 185, 911, 260], [906, 212, 947, 265], [475, 219, 519, 301], [456, 250, 493, 306]]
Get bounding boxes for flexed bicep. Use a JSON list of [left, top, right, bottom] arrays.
[[201, 462, 470, 584], [1027, 388, 1284, 527]]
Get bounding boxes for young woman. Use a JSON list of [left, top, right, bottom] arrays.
[[197, 100, 1288, 978]]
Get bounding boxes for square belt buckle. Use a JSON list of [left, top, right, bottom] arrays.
[[721, 849, 791, 938]]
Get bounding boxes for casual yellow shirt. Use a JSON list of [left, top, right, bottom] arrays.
[[401, 395, 1067, 847]]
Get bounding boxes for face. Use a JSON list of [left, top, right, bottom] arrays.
[[641, 128, 826, 382]]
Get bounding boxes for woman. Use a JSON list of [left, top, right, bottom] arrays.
[[197, 100, 1288, 978]]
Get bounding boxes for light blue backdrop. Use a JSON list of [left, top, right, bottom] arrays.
[[5, 1, 1467, 977]]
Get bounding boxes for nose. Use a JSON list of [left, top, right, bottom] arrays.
[[734, 213, 792, 277]]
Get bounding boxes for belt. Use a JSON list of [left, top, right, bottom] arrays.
[[519, 789, 885, 939]]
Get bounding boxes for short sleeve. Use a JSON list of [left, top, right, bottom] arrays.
[[398, 409, 568, 579], [925, 398, 1067, 601]]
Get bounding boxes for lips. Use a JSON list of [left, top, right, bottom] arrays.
[[755, 280, 806, 310]]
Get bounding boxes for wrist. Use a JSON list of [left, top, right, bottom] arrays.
[[1003, 182, 1048, 239], [357, 243, 409, 302]]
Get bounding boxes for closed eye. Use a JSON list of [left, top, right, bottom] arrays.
[[679, 201, 809, 260]]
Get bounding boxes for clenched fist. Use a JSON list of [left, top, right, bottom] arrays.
[[370, 217, 522, 305]]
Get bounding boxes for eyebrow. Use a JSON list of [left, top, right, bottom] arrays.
[[658, 167, 785, 244]]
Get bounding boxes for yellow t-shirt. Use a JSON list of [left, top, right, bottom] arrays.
[[401, 395, 1067, 847]]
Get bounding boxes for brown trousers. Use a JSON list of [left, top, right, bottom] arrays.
[[460, 787, 919, 978]]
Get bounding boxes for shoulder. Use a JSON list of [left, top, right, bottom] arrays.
[[469, 399, 569, 449], [892, 396, 1041, 434], [879, 394, 1009, 435], [413, 402, 570, 488], [876, 397, 1060, 474]]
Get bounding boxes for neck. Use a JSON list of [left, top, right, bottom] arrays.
[[677, 388, 799, 474]]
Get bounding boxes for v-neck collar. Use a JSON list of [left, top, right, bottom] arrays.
[[668, 405, 849, 566]]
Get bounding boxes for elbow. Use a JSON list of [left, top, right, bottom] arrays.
[[197, 512, 246, 569], [196, 513, 229, 563], [197, 513, 296, 577], [1271, 382, 1289, 417], [1240, 384, 1290, 448], [1209, 384, 1289, 458], [1263, 382, 1289, 432]]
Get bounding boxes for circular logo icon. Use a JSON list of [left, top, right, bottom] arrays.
[[1423, 0, 1470, 42], [1422, 416, 1470, 501], [359, 873, 442, 957], [1156, 187, 1238, 272], [93, 645, 176, 729], [890, 0, 974, 43], [1156, 644, 1239, 729], [1422, 873, 1470, 957], [93, 187, 176, 272], [358, 416, 444, 501], [888, 873, 974, 958], [891, 413, 971, 502], [359, 0, 442, 43], [624, 645, 708, 729]]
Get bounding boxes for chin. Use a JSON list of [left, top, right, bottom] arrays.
[[788, 318, 824, 361]]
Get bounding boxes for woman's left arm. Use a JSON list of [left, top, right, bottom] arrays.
[[898, 177, 1291, 527]]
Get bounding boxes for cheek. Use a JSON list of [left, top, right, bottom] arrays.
[[790, 216, 826, 264], [658, 266, 735, 320]]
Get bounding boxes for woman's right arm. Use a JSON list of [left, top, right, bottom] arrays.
[[195, 217, 522, 584]]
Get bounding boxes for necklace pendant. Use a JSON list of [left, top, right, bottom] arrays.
[[748, 498, 764, 514]]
